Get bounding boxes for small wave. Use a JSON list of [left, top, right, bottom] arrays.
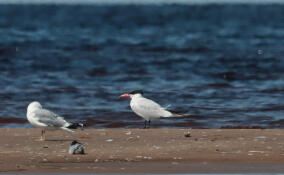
[[269, 119, 284, 127], [151, 58, 189, 65], [87, 67, 109, 77], [207, 83, 232, 88], [142, 46, 210, 53], [0, 0, 284, 5], [261, 88, 284, 93], [218, 72, 237, 81], [81, 44, 100, 51]]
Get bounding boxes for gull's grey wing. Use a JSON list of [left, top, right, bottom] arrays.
[[33, 109, 69, 128]]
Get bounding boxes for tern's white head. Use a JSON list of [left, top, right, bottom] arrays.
[[119, 90, 143, 99], [27, 101, 42, 113]]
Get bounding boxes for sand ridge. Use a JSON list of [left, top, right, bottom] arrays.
[[0, 128, 283, 173]]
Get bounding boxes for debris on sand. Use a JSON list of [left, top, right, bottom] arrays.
[[184, 131, 191, 137], [69, 140, 85, 155]]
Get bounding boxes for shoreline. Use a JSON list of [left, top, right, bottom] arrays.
[[0, 128, 283, 173]]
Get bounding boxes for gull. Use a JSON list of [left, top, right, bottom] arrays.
[[26, 101, 83, 141], [120, 90, 187, 128]]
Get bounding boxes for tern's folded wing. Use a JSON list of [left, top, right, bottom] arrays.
[[133, 97, 172, 118]]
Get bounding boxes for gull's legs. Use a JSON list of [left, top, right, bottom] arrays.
[[40, 129, 46, 141]]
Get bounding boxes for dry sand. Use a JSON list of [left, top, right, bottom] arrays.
[[0, 128, 283, 173]]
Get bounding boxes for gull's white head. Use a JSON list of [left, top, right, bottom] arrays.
[[119, 90, 144, 99], [27, 101, 42, 112]]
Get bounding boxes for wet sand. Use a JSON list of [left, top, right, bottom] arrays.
[[0, 128, 283, 173]]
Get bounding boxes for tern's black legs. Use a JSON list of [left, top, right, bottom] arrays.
[[143, 120, 151, 129]]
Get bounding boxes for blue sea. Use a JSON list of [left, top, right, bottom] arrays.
[[3, 173, 283, 175], [0, 3, 283, 128]]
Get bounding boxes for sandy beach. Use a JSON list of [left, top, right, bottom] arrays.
[[0, 128, 283, 173]]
